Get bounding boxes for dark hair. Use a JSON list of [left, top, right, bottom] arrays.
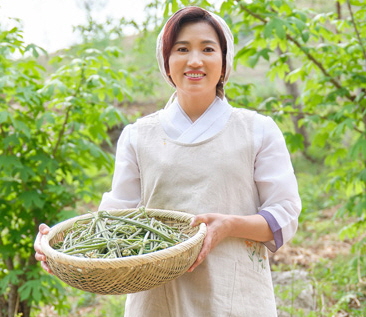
[[162, 7, 227, 98]]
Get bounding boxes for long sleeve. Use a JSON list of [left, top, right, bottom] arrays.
[[98, 106, 301, 253], [98, 124, 141, 210], [254, 115, 301, 252]]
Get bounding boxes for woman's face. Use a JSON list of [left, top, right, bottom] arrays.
[[168, 22, 223, 99]]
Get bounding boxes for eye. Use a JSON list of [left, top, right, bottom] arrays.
[[204, 47, 215, 52], [177, 47, 188, 52]]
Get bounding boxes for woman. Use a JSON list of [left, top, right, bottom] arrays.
[[35, 6, 301, 316]]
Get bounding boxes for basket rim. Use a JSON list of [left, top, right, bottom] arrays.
[[41, 208, 207, 269]]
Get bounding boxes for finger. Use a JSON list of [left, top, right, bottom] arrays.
[[187, 248, 207, 272], [187, 235, 211, 272], [39, 223, 50, 234], [190, 215, 206, 227], [34, 224, 50, 252], [41, 261, 54, 275], [35, 252, 47, 262], [34, 234, 42, 253], [187, 260, 199, 272]]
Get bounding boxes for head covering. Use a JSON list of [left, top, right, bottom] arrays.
[[156, 7, 234, 91]]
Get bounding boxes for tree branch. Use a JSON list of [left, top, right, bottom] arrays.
[[52, 67, 85, 157], [237, 1, 356, 102], [239, 3, 266, 23], [276, 47, 311, 150], [52, 105, 72, 156], [227, 97, 364, 134], [346, 0, 366, 63]]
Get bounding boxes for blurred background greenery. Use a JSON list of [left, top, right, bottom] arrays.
[[0, 0, 365, 316]]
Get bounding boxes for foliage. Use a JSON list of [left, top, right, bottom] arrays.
[[161, 0, 366, 243], [221, 0, 366, 245], [0, 22, 134, 317], [220, 0, 366, 313], [1, 0, 365, 316], [161, 0, 365, 315]]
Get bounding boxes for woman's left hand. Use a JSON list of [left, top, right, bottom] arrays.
[[188, 213, 232, 272]]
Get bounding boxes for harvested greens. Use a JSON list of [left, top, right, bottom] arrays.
[[52, 208, 190, 259]]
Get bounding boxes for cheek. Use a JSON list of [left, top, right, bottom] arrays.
[[168, 55, 180, 71], [212, 58, 223, 77], [167, 58, 176, 76]]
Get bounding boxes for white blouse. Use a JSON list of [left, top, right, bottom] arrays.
[[99, 97, 301, 252]]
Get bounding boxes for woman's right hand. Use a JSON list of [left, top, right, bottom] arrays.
[[34, 223, 53, 274]]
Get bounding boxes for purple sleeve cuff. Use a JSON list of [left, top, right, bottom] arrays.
[[258, 209, 283, 252]]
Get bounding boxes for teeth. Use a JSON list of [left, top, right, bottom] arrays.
[[186, 73, 204, 78]]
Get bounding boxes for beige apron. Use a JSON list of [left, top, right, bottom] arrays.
[[124, 108, 277, 317]]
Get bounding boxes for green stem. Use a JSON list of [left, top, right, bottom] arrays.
[[346, 0, 366, 63], [100, 215, 177, 244]]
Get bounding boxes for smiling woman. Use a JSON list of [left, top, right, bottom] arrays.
[[161, 7, 228, 102], [35, 6, 301, 317], [167, 22, 223, 121]]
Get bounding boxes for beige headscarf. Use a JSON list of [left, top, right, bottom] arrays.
[[156, 7, 234, 98]]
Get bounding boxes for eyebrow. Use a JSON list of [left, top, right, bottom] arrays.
[[174, 40, 219, 46]]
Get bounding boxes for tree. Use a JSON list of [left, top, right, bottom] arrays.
[[220, 0, 365, 252], [161, 0, 366, 311], [162, 0, 365, 221], [0, 23, 132, 317]]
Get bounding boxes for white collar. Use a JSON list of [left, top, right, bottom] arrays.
[[159, 96, 232, 143]]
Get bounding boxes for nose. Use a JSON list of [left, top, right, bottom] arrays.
[[187, 50, 203, 68]]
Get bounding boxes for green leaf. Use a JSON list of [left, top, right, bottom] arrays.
[[0, 270, 23, 294], [0, 155, 23, 170], [19, 190, 45, 209], [104, 46, 122, 58], [171, 0, 178, 14], [18, 280, 44, 302], [283, 132, 304, 152], [258, 48, 272, 61], [300, 30, 310, 42], [289, 16, 306, 32], [235, 45, 258, 67], [265, 18, 287, 40], [247, 53, 260, 68], [0, 111, 10, 123], [19, 165, 36, 182], [36, 112, 55, 129], [325, 148, 348, 166], [312, 132, 329, 148], [12, 119, 31, 138], [339, 219, 366, 240], [349, 137, 366, 159], [285, 67, 304, 83], [274, 18, 287, 39], [264, 20, 274, 39]]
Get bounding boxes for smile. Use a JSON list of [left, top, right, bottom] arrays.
[[185, 73, 206, 78]]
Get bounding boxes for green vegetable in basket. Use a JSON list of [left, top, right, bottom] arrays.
[[52, 207, 190, 259]]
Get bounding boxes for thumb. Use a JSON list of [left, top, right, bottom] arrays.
[[190, 215, 205, 227], [39, 223, 50, 235]]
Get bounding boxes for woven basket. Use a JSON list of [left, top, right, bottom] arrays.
[[41, 208, 206, 295]]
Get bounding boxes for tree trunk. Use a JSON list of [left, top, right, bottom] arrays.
[[0, 295, 7, 317], [336, 1, 342, 20], [7, 284, 18, 317], [18, 301, 31, 317], [276, 48, 318, 162], [4, 258, 18, 317]]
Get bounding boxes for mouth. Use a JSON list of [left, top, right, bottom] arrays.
[[185, 73, 205, 78], [184, 72, 206, 80]]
